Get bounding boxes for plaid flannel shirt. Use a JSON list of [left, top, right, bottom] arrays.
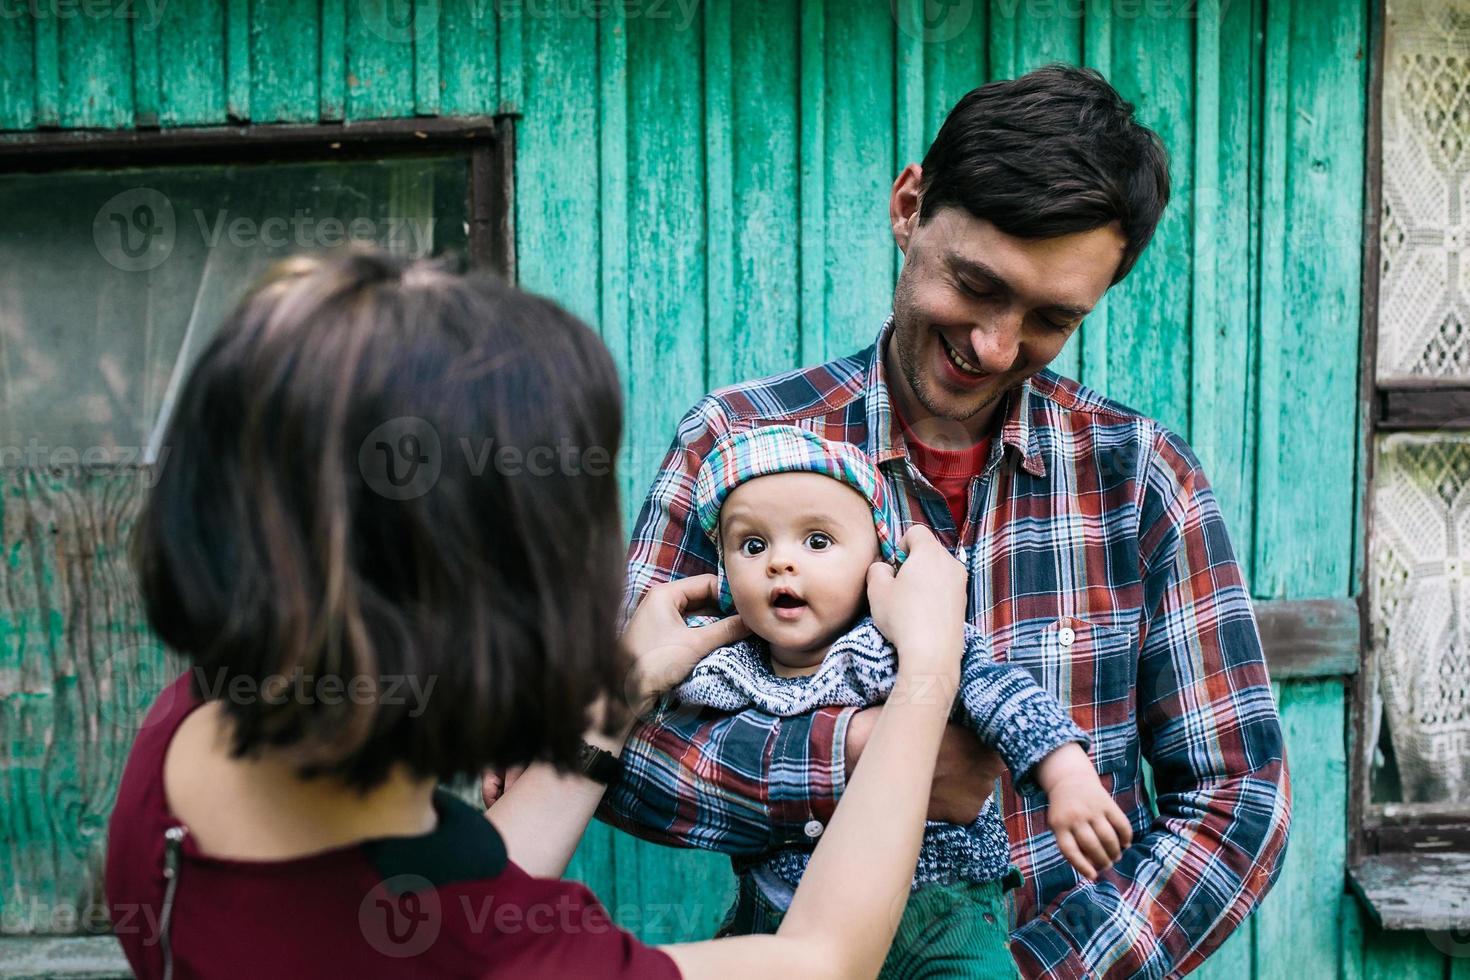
[[599, 317, 1292, 979]]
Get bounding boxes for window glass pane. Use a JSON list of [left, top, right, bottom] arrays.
[[0, 155, 469, 460]]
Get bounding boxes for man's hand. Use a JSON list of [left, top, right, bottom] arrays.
[[844, 706, 1005, 824]]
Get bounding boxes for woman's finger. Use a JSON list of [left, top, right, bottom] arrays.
[[655, 573, 722, 615], [481, 769, 504, 809], [896, 524, 939, 555], [701, 613, 751, 649]]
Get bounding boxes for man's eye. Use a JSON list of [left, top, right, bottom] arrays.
[[806, 532, 832, 551], [739, 538, 766, 556]]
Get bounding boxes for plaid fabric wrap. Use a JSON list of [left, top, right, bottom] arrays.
[[601, 316, 1292, 980], [693, 424, 904, 612]]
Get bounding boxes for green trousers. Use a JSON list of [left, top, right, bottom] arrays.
[[716, 874, 1023, 979]]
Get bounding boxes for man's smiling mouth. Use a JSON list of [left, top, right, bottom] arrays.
[[939, 333, 985, 376]]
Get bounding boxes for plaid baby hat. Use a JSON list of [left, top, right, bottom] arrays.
[[693, 424, 905, 612]]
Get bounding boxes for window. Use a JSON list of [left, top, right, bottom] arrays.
[[1350, 0, 1470, 931], [0, 118, 514, 461]]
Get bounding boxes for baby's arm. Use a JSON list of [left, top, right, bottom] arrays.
[[956, 628, 1132, 879]]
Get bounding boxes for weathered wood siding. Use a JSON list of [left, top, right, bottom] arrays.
[[0, 1, 1433, 976]]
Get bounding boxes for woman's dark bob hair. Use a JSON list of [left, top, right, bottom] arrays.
[[133, 249, 631, 791]]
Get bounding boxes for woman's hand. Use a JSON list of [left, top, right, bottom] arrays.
[[621, 574, 750, 712], [865, 525, 967, 680]]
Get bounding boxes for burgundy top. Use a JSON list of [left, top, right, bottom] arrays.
[[106, 673, 681, 979]]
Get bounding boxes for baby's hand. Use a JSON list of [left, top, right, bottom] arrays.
[[1035, 742, 1133, 880]]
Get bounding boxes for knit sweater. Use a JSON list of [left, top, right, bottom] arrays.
[[675, 616, 1087, 907]]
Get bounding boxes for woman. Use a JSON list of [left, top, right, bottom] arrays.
[[106, 250, 969, 978]]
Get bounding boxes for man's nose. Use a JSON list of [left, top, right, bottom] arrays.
[[969, 314, 1023, 373]]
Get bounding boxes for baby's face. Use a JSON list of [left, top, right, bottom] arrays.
[[720, 472, 882, 670]]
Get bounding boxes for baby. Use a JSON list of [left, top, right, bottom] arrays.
[[676, 424, 1131, 977]]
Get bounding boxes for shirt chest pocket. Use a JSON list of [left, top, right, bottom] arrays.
[[1001, 617, 1137, 777]]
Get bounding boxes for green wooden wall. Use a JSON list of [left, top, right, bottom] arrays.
[[4, 0, 1455, 976]]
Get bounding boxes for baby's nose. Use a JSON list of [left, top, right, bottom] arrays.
[[766, 550, 797, 574]]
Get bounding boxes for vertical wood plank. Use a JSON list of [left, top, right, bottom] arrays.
[[567, 0, 629, 914], [439, 0, 497, 116], [798, 0, 827, 366], [226, 0, 250, 120], [157, 0, 227, 125], [921, 0, 987, 144], [704, 0, 734, 390], [821, 0, 896, 358], [987, 0, 1017, 81], [598, 0, 632, 505], [713, 0, 801, 390], [1252, 0, 1366, 599], [894, 0, 927, 176], [512, 4, 599, 321], [130, 5, 162, 127], [618, 0, 736, 941], [0, 14, 36, 129], [1078, 0, 1113, 396], [251, 0, 320, 123], [1018, 8, 1083, 381], [0, 471, 181, 936], [320, 0, 347, 121], [497, 0, 524, 114], [414, 0, 441, 116], [1360, 922, 1447, 980], [59, 6, 133, 127], [1099, 0, 1194, 437], [1189, 0, 1222, 469], [1206, 0, 1263, 581], [347, 0, 417, 120], [31, 12, 59, 128], [1253, 679, 1347, 980]]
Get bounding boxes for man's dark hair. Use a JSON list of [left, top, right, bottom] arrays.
[[133, 249, 630, 791], [919, 64, 1171, 283]]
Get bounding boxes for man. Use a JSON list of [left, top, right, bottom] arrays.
[[600, 65, 1291, 978]]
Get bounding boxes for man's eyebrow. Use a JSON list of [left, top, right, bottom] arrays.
[[948, 253, 1093, 320]]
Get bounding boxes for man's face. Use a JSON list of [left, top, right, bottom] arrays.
[[889, 190, 1126, 435]]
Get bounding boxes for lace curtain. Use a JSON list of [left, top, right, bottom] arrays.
[[1368, 0, 1470, 803]]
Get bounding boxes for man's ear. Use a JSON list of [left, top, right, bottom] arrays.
[[889, 163, 923, 253]]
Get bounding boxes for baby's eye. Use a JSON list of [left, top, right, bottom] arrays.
[[806, 532, 833, 551], [739, 537, 767, 557]]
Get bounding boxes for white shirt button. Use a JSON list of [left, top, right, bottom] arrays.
[[1058, 625, 1076, 647], [803, 819, 825, 839]]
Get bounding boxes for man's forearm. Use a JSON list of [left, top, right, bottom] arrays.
[[1011, 751, 1291, 978], [598, 706, 857, 855]]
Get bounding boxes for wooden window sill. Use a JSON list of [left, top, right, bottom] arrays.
[[1348, 852, 1470, 930]]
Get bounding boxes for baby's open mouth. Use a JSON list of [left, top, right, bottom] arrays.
[[772, 594, 807, 609]]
